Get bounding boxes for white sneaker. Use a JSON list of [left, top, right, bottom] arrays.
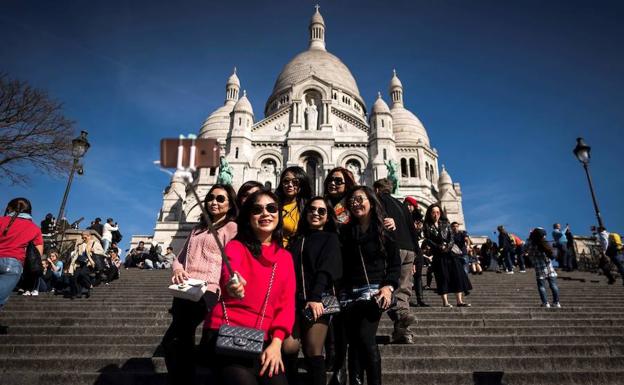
[[520, 270, 527, 273], [553, 302, 561, 308], [23, 291, 31, 296], [31, 290, 39, 296], [541, 303, 551, 308], [506, 271, 514, 274]]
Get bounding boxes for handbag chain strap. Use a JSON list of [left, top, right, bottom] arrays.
[[357, 246, 371, 287], [222, 263, 277, 330], [300, 237, 307, 302]]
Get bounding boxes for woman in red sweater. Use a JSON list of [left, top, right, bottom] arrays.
[[202, 190, 295, 385]]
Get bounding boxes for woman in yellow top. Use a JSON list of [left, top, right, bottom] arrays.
[[276, 166, 312, 246]]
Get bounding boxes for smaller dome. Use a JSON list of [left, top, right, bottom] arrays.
[[227, 67, 240, 87], [389, 69, 403, 90], [438, 165, 453, 187], [390, 106, 430, 146], [233, 90, 253, 115], [311, 7, 325, 25], [199, 102, 234, 139], [371, 92, 390, 114]]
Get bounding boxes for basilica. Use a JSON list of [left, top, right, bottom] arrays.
[[142, 7, 466, 251]]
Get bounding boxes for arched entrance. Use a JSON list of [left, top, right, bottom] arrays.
[[300, 150, 323, 195]]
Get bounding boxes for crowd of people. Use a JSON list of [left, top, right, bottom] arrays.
[[1, 165, 623, 385]]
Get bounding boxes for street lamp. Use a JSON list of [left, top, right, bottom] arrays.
[[56, 131, 90, 230], [573, 137, 604, 229]]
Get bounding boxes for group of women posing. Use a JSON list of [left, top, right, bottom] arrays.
[[163, 166, 400, 385]]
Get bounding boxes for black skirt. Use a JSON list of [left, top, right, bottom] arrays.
[[432, 253, 472, 295]]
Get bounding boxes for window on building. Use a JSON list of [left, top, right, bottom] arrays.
[[383, 149, 387, 160], [425, 162, 430, 181], [209, 167, 216, 176], [409, 158, 416, 178], [235, 147, 239, 159], [401, 158, 408, 178]]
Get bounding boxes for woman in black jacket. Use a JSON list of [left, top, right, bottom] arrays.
[[340, 186, 400, 385], [422, 204, 472, 307], [287, 197, 342, 385]]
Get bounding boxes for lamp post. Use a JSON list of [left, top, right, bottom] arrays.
[[573, 137, 604, 229], [56, 130, 90, 231]]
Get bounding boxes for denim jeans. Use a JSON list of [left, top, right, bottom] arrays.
[[101, 239, 111, 253], [610, 254, 624, 283], [536, 276, 559, 305], [0, 257, 23, 307]]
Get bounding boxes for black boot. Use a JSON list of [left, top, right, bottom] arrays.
[[347, 348, 364, 385], [284, 353, 300, 385], [306, 356, 327, 385], [365, 348, 382, 385]]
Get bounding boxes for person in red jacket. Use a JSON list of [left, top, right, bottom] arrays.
[[0, 198, 44, 309], [202, 190, 295, 385]]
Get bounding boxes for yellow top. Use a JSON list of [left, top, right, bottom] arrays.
[[282, 200, 300, 246]]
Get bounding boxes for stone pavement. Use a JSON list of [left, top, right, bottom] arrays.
[[1, 268, 623, 384]]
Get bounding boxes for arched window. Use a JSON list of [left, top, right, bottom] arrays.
[[235, 147, 239, 159], [383, 149, 387, 161], [401, 158, 408, 178], [238, 117, 242, 126], [425, 162, 430, 181], [409, 158, 416, 178], [381, 119, 385, 128], [264, 181, 272, 191], [346, 159, 363, 184]]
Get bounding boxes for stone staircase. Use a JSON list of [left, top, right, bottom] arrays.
[[1, 269, 623, 385]]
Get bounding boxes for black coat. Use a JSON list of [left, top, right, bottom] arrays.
[[378, 193, 421, 254]]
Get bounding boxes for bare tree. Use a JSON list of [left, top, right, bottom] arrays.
[[0, 73, 76, 184]]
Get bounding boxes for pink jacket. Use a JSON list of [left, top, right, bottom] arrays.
[[172, 221, 237, 293]]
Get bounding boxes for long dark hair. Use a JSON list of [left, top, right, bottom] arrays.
[[276, 166, 312, 212], [235, 190, 284, 258], [424, 203, 447, 226], [323, 167, 357, 202], [296, 196, 338, 236], [2, 197, 32, 236], [236, 180, 265, 208], [199, 184, 238, 230], [345, 186, 387, 248]]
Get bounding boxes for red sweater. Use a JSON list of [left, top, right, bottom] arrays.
[[0, 216, 43, 263], [206, 240, 296, 341]]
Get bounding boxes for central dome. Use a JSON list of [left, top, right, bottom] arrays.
[[271, 49, 362, 101]]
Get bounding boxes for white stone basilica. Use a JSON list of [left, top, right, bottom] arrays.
[[143, 7, 466, 251]]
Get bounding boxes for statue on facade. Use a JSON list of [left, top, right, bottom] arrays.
[[217, 156, 233, 185], [305, 99, 318, 130], [385, 159, 399, 194]]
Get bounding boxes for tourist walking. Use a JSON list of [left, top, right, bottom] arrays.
[[497, 225, 515, 274], [162, 183, 238, 385], [276, 166, 312, 246], [596, 226, 617, 284], [0, 198, 44, 309], [68, 231, 103, 299], [552, 223, 569, 271], [287, 197, 342, 385], [605, 231, 624, 286], [423, 204, 472, 307], [527, 228, 560, 308], [200, 189, 295, 385], [101, 218, 119, 252], [340, 186, 401, 385]]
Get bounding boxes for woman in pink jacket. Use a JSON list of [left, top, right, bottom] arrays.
[[162, 184, 238, 385]]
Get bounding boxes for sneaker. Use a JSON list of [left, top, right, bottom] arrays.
[[519, 270, 527, 273], [443, 303, 453, 308], [506, 271, 514, 275], [23, 291, 31, 296], [541, 303, 551, 308], [553, 302, 561, 308], [30, 290, 39, 296]]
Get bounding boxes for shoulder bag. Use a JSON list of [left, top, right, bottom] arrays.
[[300, 237, 340, 322], [168, 238, 208, 302], [358, 246, 397, 312], [215, 263, 276, 358]]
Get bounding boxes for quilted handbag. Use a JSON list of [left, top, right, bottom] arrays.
[[299, 237, 341, 322], [215, 264, 277, 358], [358, 246, 397, 313]]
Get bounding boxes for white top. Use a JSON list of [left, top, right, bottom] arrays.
[[598, 230, 609, 252], [102, 222, 119, 241]]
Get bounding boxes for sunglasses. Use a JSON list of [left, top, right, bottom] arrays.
[[308, 206, 327, 216], [348, 195, 368, 206], [251, 203, 279, 215], [207, 194, 227, 203], [282, 178, 300, 187], [328, 177, 345, 186]]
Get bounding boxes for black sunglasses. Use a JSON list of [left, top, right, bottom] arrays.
[[308, 206, 327, 216], [328, 177, 345, 186], [207, 194, 227, 203], [282, 178, 300, 187], [251, 203, 279, 215]]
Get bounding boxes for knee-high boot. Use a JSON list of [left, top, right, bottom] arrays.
[[365, 348, 382, 385], [284, 352, 300, 385], [347, 346, 364, 385], [306, 355, 327, 385]]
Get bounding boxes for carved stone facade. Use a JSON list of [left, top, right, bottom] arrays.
[[142, 7, 466, 252]]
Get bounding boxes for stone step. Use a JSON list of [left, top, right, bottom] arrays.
[[2, 343, 623, 359]]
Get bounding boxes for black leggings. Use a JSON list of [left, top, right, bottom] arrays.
[[199, 329, 288, 385], [162, 292, 218, 385], [344, 300, 382, 385], [70, 265, 91, 296]]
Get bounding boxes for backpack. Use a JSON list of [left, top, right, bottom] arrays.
[[609, 233, 623, 252], [510, 233, 523, 247], [112, 230, 123, 244]]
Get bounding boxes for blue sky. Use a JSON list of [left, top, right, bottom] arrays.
[[2, 0, 623, 249]]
